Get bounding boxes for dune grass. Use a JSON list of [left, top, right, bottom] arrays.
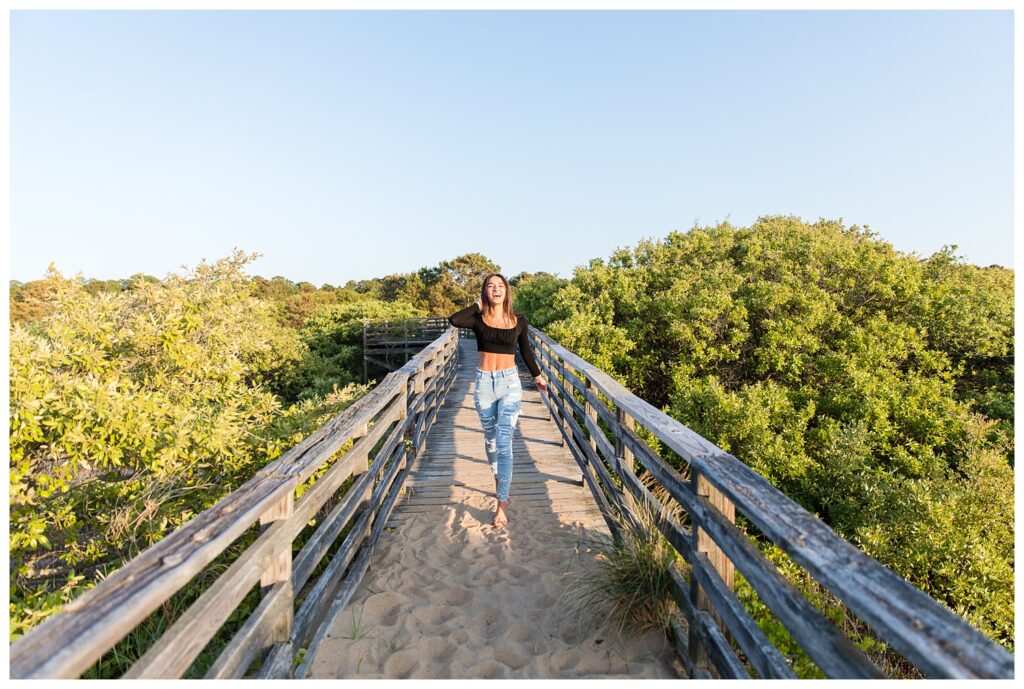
[[560, 482, 685, 638]]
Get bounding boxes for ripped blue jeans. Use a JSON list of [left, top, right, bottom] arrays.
[[473, 366, 522, 502]]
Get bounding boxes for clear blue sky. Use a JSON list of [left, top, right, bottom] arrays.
[[10, 9, 1014, 285]]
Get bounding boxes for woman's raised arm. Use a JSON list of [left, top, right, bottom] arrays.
[[448, 299, 481, 328]]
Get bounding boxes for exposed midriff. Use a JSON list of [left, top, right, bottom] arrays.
[[447, 302, 542, 378], [478, 351, 517, 371]]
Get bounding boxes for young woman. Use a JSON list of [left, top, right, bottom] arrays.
[[448, 273, 547, 528]]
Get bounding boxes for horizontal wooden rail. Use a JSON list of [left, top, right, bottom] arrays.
[[526, 327, 1013, 680], [10, 324, 461, 679]]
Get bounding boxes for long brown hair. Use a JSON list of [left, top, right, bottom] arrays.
[[479, 273, 517, 327]]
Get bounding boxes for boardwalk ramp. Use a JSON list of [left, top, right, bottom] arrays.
[[305, 339, 682, 678]]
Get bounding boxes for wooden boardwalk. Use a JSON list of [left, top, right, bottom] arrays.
[[304, 338, 681, 679], [392, 337, 608, 530]]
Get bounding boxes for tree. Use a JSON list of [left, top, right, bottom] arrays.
[[359, 253, 503, 316], [249, 275, 299, 301], [419, 253, 501, 315], [81, 279, 123, 296], [512, 273, 569, 328], [10, 266, 67, 324], [440, 252, 501, 288]]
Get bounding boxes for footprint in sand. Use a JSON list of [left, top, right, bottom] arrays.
[[382, 650, 418, 678], [548, 646, 581, 673], [335, 638, 379, 675], [416, 636, 456, 664], [471, 660, 507, 679], [575, 649, 615, 675], [505, 623, 540, 643], [485, 531, 511, 545], [532, 593, 556, 610], [359, 591, 407, 627], [426, 582, 472, 607], [475, 570, 500, 586], [503, 564, 530, 581], [398, 551, 423, 568], [540, 569, 568, 587], [455, 543, 484, 562], [404, 521, 437, 541], [476, 606, 508, 640], [492, 639, 531, 670], [557, 620, 590, 645], [411, 565, 440, 582], [407, 605, 457, 633]]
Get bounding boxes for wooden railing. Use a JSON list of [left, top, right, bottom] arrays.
[[363, 316, 451, 381], [526, 328, 1014, 680], [9, 325, 460, 679]]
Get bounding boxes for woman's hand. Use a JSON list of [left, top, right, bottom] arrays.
[[534, 375, 547, 394]]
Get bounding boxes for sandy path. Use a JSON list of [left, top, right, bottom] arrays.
[[306, 500, 681, 679], [306, 340, 681, 679]]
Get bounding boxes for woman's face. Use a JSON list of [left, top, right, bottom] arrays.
[[485, 277, 506, 306]]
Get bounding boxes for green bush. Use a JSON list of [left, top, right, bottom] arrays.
[[512, 273, 570, 328], [273, 299, 426, 402], [8, 251, 371, 644], [561, 500, 682, 636], [544, 217, 1014, 651]]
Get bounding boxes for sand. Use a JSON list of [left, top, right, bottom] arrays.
[[305, 496, 682, 679]]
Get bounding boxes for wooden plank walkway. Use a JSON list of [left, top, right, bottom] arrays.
[[305, 338, 681, 679], [393, 337, 607, 529]]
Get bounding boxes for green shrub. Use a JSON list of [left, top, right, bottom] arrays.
[[8, 251, 370, 645], [560, 499, 682, 636], [545, 217, 1014, 651], [273, 299, 426, 402]]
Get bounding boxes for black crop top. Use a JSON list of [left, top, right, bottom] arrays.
[[448, 303, 542, 378]]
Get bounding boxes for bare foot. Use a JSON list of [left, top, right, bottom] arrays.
[[492, 500, 509, 528]]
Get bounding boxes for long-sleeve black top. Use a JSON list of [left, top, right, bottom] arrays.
[[448, 303, 542, 378]]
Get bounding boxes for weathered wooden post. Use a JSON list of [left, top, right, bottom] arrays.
[[688, 467, 736, 676], [355, 423, 369, 474], [614, 407, 634, 473], [555, 352, 567, 447], [584, 376, 598, 471], [398, 376, 411, 477], [362, 318, 369, 384], [615, 407, 636, 512], [403, 319, 409, 368], [406, 366, 424, 468], [585, 372, 598, 487], [259, 490, 294, 645]]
